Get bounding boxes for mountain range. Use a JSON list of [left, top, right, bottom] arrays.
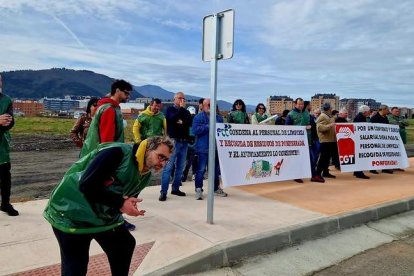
[[1, 68, 254, 112]]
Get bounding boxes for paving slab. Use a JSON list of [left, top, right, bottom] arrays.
[[0, 158, 412, 275]]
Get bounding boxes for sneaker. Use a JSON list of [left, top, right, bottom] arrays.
[[0, 204, 19, 216], [191, 175, 196, 181], [294, 179, 304, 183], [311, 176, 325, 183], [124, 220, 136, 231], [214, 188, 228, 197], [171, 190, 186, 196], [322, 172, 336, 179], [370, 170, 379, 174], [195, 188, 203, 200], [159, 193, 167, 201]]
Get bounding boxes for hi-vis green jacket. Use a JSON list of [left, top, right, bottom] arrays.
[[43, 142, 151, 234], [0, 93, 14, 164], [132, 106, 166, 143], [80, 101, 124, 158]]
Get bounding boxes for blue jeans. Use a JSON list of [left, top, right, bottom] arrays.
[[161, 141, 188, 194], [309, 141, 321, 177], [195, 152, 220, 191]]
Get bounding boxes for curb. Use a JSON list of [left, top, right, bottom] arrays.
[[145, 196, 414, 276]]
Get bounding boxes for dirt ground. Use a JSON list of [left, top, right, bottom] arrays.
[[10, 134, 79, 202], [7, 134, 414, 202]]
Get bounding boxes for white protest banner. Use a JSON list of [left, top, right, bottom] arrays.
[[336, 123, 409, 172], [216, 123, 311, 187]]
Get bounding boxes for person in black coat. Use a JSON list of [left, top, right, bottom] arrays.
[[369, 105, 393, 174], [353, 105, 371, 179]]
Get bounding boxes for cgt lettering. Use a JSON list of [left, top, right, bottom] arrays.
[[340, 155, 355, 165]]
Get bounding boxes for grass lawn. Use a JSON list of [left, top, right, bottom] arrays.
[[407, 119, 414, 144], [11, 117, 136, 143]]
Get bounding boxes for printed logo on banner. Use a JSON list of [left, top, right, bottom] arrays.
[[245, 159, 272, 180], [217, 124, 232, 137], [245, 159, 285, 180], [273, 158, 284, 175], [336, 124, 356, 165]]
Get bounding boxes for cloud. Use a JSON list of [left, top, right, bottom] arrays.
[[0, 0, 413, 107]]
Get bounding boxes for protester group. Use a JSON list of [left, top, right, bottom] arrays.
[[0, 76, 410, 275]]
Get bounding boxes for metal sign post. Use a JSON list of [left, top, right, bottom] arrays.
[[202, 9, 234, 224]]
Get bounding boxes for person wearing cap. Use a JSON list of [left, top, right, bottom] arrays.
[[315, 102, 337, 181], [132, 98, 166, 144], [44, 136, 173, 276], [0, 74, 19, 216], [353, 105, 371, 179], [369, 105, 393, 174]]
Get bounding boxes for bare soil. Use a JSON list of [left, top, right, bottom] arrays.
[[10, 134, 79, 202]]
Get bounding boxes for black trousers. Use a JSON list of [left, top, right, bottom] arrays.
[[0, 162, 11, 206], [316, 142, 337, 176], [53, 225, 136, 276], [182, 148, 198, 181]]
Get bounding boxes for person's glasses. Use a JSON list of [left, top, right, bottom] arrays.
[[258, 107, 265, 110], [176, 97, 186, 101], [122, 90, 131, 96], [236, 103, 242, 106], [155, 152, 169, 163]]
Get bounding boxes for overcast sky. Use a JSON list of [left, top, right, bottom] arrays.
[[1, 0, 413, 107]]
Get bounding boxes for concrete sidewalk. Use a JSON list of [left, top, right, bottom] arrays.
[[0, 158, 413, 275]]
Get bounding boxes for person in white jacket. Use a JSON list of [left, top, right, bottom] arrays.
[[251, 103, 273, 125]]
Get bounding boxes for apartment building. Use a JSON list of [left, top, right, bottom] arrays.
[[266, 96, 294, 115], [13, 100, 44, 116]]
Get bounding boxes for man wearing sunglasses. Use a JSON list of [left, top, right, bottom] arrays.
[[159, 92, 192, 201], [80, 79, 132, 158], [44, 136, 174, 276]]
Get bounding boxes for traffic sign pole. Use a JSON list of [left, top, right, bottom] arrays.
[[207, 14, 219, 224]]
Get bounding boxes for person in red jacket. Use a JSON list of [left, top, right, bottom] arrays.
[[80, 80, 132, 158], [80, 80, 137, 231]]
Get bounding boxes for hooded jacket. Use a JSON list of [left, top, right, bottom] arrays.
[[132, 106, 166, 143], [44, 142, 151, 234], [80, 98, 124, 158]]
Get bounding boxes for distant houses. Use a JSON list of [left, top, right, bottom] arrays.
[[12, 94, 414, 119], [266, 93, 413, 119]]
